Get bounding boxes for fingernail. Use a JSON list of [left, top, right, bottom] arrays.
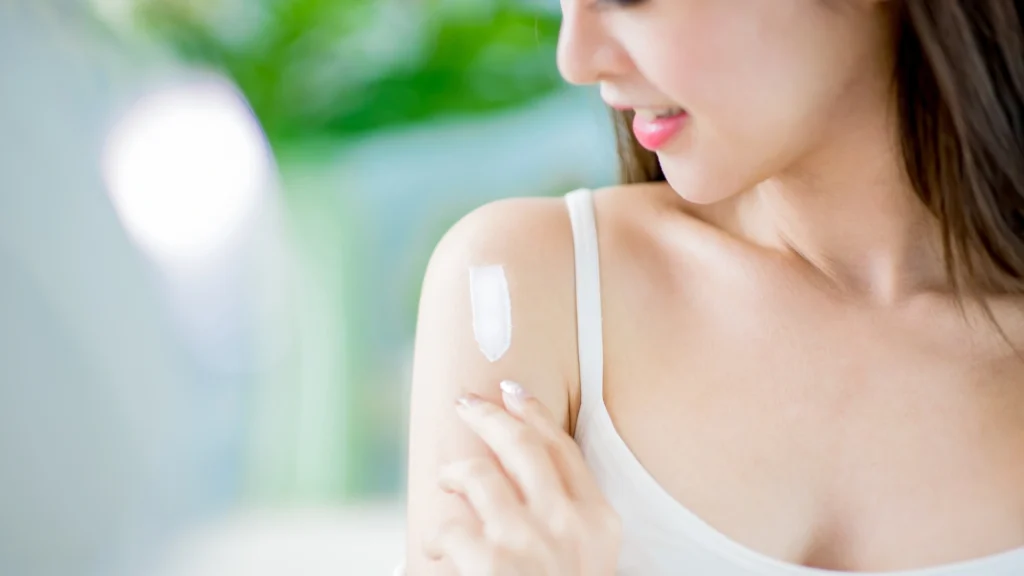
[[437, 474, 457, 493], [499, 380, 530, 410], [455, 395, 483, 410]]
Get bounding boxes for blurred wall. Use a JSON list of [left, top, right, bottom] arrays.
[[0, 3, 189, 576]]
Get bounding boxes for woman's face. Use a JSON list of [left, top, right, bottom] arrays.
[[558, 0, 895, 204]]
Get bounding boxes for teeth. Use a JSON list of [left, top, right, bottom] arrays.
[[635, 107, 684, 120]]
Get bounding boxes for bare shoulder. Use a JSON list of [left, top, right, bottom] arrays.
[[429, 195, 579, 288], [590, 182, 763, 284], [421, 194, 581, 389]]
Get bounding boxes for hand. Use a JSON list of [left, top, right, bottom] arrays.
[[425, 380, 621, 575]]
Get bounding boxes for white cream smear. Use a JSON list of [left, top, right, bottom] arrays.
[[469, 264, 511, 362]]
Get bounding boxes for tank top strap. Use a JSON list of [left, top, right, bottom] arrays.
[[564, 188, 605, 420]]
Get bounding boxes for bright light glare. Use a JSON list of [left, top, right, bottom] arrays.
[[103, 78, 272, 267]]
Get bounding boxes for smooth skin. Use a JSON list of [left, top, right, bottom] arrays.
[[404, 0, 1024, 574], [425, 383, 620, 574]]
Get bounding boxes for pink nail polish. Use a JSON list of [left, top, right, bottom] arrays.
[[455, 395, 483, 409], [499, 380, 530, 409]]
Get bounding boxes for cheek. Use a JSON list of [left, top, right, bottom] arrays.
[[640, 16, 839, 202]]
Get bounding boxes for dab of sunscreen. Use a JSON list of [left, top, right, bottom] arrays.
[[469, 265, 511, 362]]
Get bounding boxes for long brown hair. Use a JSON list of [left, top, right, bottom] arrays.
[[613, 1, 1024, 298]]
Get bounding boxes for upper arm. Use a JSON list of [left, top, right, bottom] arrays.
[[403, 197, 579, 575]]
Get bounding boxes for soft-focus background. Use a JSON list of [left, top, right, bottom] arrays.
[[0, 1, 617, 574]]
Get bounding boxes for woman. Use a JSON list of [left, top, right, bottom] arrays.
[[404, 1, 1024, 574]]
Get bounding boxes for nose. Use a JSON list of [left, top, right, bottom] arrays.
[[556, 2, 633, 86]]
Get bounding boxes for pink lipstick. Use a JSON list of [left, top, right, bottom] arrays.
[[632, 110, 688, 151]]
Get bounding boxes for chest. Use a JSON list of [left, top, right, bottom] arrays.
[[597, 276, 1024, 571]]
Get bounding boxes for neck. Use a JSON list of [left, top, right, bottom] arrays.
[[745, 103, 947, 303]]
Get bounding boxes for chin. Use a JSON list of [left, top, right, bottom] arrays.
[[659, 157, 743, 206]]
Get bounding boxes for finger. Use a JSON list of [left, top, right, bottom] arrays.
[[455, 395, 566, 510], [439, 458, 525, 529], [424, 519, 496, 574], [499, 380, 603, 502]]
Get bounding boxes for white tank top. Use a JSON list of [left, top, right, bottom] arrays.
[[563, 188, 1024, 576]]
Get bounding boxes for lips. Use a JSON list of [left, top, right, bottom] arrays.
[[631, 109, 688, 151]]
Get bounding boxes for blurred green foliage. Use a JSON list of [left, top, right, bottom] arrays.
[[130, 0, 563, 147]]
